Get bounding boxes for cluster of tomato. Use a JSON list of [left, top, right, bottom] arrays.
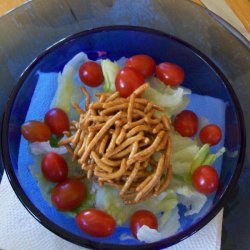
[[173, 110, 222, 194], [21, 54, 222, 238], [21, 108, 88, 211], [21, 107, 159, 238], [79, 54, 222, 195], [79, 54, 185, 96], [21, 55, 186, 238], [21, 108, 69, 143]]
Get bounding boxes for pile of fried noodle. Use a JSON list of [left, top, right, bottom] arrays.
[[60, 83, 172, 204]]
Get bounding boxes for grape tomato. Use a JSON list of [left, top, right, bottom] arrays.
[[130, 210, 158, 238], [192, 165, 219, 194], [199, 124, 222, 146], [79, 61, 104, 87], [45, 108, 69, 136], [51, 179, 85, 211], [156, 62, 185, 86], [125, 54, 156, 78], [41, 152, 68, 182], [21, 121, 51, 142], [76, 209, 116, 237], [115, 67, 145, 97], [174, 110, 198, 137]]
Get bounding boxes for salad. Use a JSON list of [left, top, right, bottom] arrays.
[[21, 53, 225, 242]]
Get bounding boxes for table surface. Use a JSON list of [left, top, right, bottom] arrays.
[[0, 0, 27, 15], [0, 0, 204, 15], [0, 1, 249, 250], [0, 0, 212, 15], [1, 0, 250, 32]]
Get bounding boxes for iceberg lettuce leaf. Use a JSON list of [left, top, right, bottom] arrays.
[[137, 207, 180, 243], [95, 185, 179, 226], [175, 185, 207, 216], [143, 77, 191, 116], [190, 144, 225, 174], [171, 131, 199, 177], [50, 52, 88, 113], [101, 59, 120, 92]]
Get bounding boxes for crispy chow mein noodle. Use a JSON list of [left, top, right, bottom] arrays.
[[59, 83, 172, 204]]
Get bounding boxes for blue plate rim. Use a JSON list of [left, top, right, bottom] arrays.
[[0, 25, 246, 250]]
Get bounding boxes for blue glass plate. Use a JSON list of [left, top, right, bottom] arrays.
[[1, 26, 245, 249]]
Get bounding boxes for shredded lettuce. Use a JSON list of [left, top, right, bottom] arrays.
[[95, 184, 180, 239], [203, 147, 225, 165], [50, 52, 88, 113], [171, 129, 225, 178], [137, 208, 180, 243], [95, 186, 128, 225], [28, 154, 55, 203], [157, 191, 178, 228], [143, 86, 184, 107], [171, 131, 199, 177], [190, 144, 225, 174], [101, 59, 120, 92], [95, 185, 179, 226], [143, 77, 191, 116], [166, 178, 207, 216], [190, 144, 210, 173], [175, 185, 207, 216]]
